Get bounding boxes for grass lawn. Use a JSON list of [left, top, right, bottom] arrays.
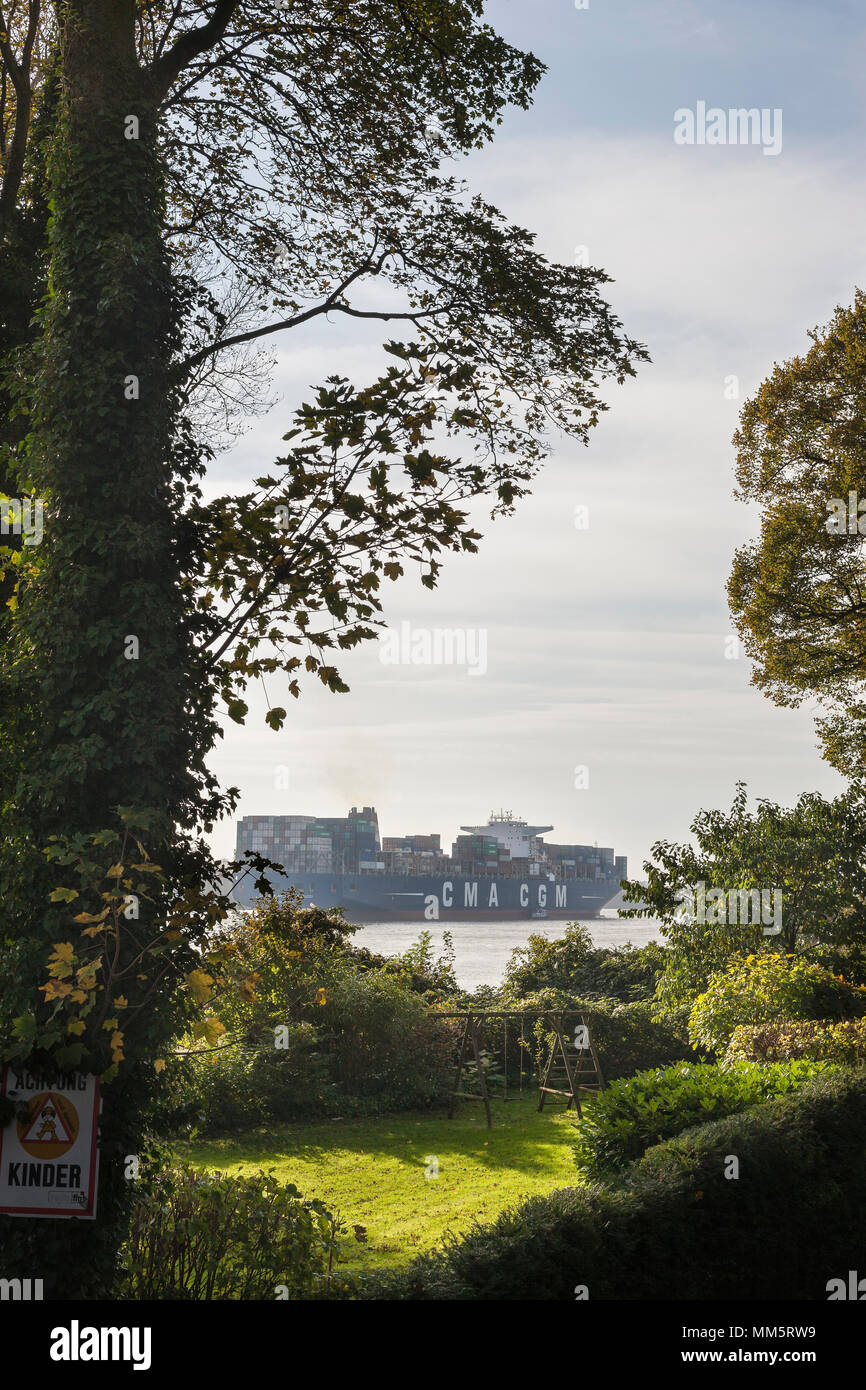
[[175, 1093, 584, 1272]]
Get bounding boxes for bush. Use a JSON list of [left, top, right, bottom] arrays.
[[157, 1026, 347, 1133], [503, 922, 666, 1003], [726, 1015, 866, 1066], [688, 952, 866, 1054], [118, 1163, 346, 1300], [318, 969, 458, 1109], [160, 973, 459, 1134], [360, 1068, 866, 1301], [158, 892, 463, 1131], [572, 1058, 831, 1177]]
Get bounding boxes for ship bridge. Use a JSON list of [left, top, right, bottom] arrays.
[[459, 810, 553, 860]]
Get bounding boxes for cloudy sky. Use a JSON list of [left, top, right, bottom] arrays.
[[205, 0, 866, 876]]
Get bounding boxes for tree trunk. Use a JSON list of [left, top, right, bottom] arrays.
[[1, 0, 197, 1297]]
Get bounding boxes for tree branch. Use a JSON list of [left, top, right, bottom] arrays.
[[148, 0, 240, 100]]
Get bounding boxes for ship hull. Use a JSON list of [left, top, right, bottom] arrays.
[[233, 870, 622, 920]]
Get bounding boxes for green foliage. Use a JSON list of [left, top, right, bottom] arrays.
[[319, 969, 458, 1109], [170, 984, 457, 1132], [621, 780, 866, 1005], [348, 928, 460, 1000], [726, 1015, 866, 1066], [362, 1069, 866, 1301], [118, 1162, 345, 1300], [156, 1029, 342, 1133], [727, 290, 866, 774], [502, 921, 666, 1003], [500, 992, 693, 1084], [688, 952, 866, 1054], [159, 896, 460, 1129], [572, 1058, 830, 1178]]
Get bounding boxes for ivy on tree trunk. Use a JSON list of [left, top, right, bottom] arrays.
[[1, 0, 198, 1295]]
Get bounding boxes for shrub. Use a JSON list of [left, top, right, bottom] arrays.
[[572, 1058, 831, 1177], [688, 952, 866, 1054], [118, 1163, 346, 1300], [349, 929, 460, 998], [726, 1015, 866, 1066], [160, 973, 458, 1134], [360, 1068, 866, 1301], [318, 968, 458, 1109], [157, 1026, 347, 1133], [503, 922, 666, 1003]]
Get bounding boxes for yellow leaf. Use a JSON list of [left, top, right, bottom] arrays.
[[39, 980, 72, 1000], [49, 942, 75, 965], [73, 908, 111, 925], [186, 969, 214, 1002], [115, 995, 128, 1010], [315, 988, 328, 1006], [202, 1017, 226, 1045], [153, 1058, 166, 1074], [105, 863, 125, 878], [192, 1016, 226, 1045], [67, 1020, 86, 1036]]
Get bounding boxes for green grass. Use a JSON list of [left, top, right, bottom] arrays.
[[175, 1094, 583, 1272]]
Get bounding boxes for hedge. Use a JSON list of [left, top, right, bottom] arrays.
[[572, 1058, 831, 1177]]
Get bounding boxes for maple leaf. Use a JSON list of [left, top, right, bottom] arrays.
[[40, 980, 72, 1001], [186, 968, 214, 1002]]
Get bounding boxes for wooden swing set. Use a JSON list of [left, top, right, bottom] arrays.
[[442, 1009, 606, 1129]]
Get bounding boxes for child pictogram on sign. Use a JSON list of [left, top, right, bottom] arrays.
[[18, 1091, 78, 1159], [35, 1104, 59, 1143]]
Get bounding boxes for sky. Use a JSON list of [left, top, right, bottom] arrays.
[[205, 0, 866, 876]]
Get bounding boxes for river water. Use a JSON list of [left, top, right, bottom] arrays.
[[352, 911, 663, 991]]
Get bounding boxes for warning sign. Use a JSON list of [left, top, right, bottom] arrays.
[[0, 1068, 100, 1218]]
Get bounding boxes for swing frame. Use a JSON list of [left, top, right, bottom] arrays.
[[441, 1009, 605, 1129]]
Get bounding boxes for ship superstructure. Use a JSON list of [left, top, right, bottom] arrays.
[[234, 807, 626, 920]]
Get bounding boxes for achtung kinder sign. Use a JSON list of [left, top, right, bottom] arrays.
[[0, 1066, 100, 1218]]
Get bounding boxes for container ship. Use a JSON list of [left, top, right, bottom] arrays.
[[233, 807, 626, 921]]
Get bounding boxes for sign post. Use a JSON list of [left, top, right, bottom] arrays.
[[0, 1067, 100, 1218]]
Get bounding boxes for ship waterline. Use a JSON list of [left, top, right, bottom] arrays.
[[233, 869, 622, 920]]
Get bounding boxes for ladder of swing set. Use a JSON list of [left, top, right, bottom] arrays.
[[537, 1011, 606, 1116], [447, 1012, 493, 1129]]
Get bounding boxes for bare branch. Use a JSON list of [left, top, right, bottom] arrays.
[[148, 0, 239, 100]]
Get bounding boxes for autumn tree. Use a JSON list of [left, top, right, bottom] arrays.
[[0, 1, 645, 1295], [728, 290, 866, 774]]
